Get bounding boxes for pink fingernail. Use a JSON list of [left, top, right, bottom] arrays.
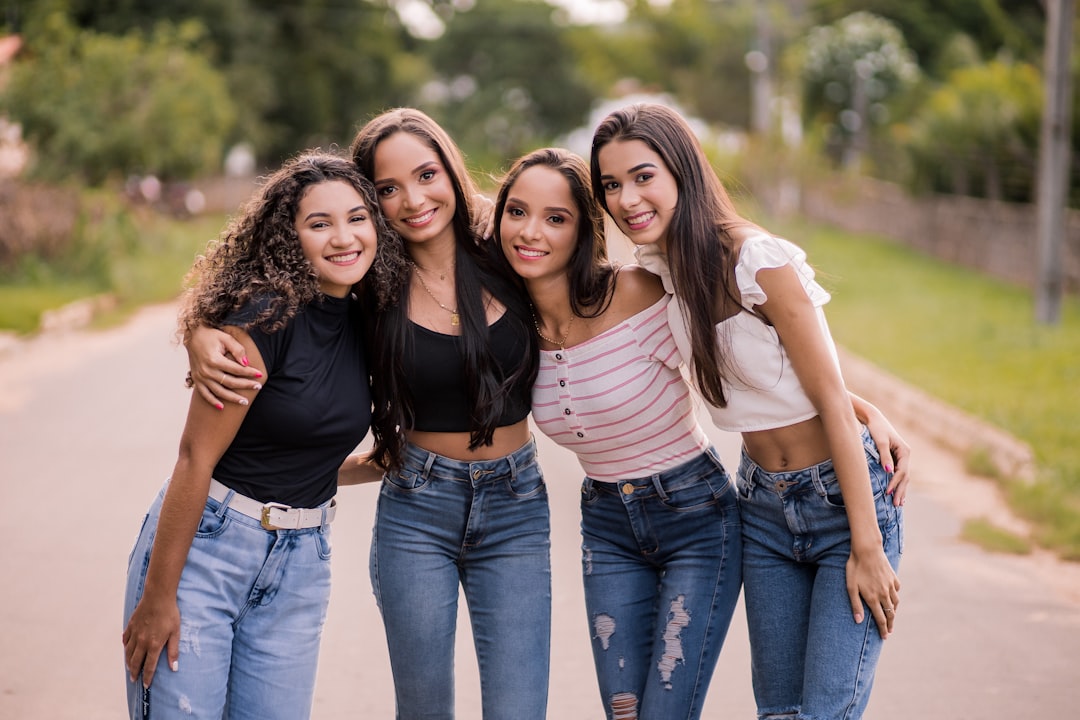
[[885, 465, 893, 473], [241, 357, 249, 367], [253, 371, 263, 378], [215, 402, 224, 410]]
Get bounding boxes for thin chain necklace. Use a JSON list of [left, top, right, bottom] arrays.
[[532, 309, 575, 349], [414, 260, 454, 280], [413, 265, 459, 326]]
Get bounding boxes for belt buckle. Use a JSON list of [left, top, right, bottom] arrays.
[[260, 502, 292, 530]]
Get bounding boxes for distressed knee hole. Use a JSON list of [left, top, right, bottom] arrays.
[[657, 595, 690, 687], [610, 691, 638, 720]]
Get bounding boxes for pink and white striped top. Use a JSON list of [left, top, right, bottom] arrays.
[[531, 296, 709, 482]]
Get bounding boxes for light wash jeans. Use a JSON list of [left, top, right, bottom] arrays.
[[579, 447, 742, 720], [737, 427, 904, 720], [123, 482, 333, 720], [369, 437, 551, 720]]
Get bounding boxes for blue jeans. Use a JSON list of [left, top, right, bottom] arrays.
[[123, 482, 333, 720], [369, 438, 551, 720], [737, 427, 904, 720], [579, 447, 742, 720]]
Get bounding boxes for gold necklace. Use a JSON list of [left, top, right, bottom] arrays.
[[532, 309, 575, 349], [414, 261, 454, 280], [414, 265, 459, 326]]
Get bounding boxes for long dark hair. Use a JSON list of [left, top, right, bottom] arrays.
[[179, 150, 407, 338], [350, 108, 538, 469], [590, 103, 751, 407], [493, 147, 616, 318]]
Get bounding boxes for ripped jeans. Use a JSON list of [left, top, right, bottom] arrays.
[[580, 447, 742, 720]]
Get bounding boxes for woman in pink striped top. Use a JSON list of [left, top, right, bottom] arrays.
[[493, 147, 742, 720]]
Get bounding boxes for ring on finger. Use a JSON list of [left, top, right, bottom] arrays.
[[220, 372, 226, 384]]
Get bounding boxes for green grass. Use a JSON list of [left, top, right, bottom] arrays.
[[766, 215, 1080, 559], [960, 517, 1033, 555], [0, 210, 227, 335]]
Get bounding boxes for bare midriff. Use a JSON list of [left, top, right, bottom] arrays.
[[742, 415, 835, 473], [406, 418, 531, 461]]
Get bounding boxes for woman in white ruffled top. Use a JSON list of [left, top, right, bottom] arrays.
[[590, 103, 908, 720]]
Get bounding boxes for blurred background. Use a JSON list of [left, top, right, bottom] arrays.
[[0, 0, 1078, 635]]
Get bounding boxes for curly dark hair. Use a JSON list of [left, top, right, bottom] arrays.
[[178, 150, 409, 339]]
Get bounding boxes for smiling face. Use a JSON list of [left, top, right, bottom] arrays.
[[295, 180, 378, 298], [499, 165, 579, 285], [370, 130, 457, 249], [596, 138, 680, 253]]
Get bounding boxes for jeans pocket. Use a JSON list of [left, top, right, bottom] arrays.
[[314, 528, 332, 560], [383, 469, 429, 493], [505, 462, 546, 499], [194, 503, 230, 538]]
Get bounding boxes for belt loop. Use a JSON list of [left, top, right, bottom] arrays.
[[320, 504, 328, 528], [507, 451, 518, 479], [421, 451, 436, 479], [650, 473, 669, 501], [216, 489, 234, 518], [581, 476, 594, 494]]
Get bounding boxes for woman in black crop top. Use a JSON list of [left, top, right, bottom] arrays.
[[122, 152, 409, 720], [186, 110, 548, 719]]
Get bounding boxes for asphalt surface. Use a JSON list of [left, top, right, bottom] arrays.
[[1, 302, 1078, 719]]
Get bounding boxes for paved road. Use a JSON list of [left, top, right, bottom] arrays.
[[1, 303, 1078, 718]]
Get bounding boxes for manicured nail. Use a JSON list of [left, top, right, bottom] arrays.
[[171, 660, 179, 672], [253, 371, 263, 378], [252, 383, 262, 391], [239, 398, 249, 407], [215, 402, 224, 410], [241, 357, 249, 367], [885, 465, 893, 473]]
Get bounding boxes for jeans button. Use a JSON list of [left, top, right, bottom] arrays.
[[621, 483, 634, 495]]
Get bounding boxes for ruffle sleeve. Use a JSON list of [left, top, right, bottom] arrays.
[[735, 232, 831, 309]]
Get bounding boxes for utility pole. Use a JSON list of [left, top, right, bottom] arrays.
[[1035, 0, 1075, 325]]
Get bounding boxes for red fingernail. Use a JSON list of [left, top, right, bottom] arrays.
[[215, 402, 224, 410], [885, 465, 893, 473], [241, 357, 249, 367], [254, 371, 263, 378]]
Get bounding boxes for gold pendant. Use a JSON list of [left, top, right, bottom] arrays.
[[451, 313, 460, 326]]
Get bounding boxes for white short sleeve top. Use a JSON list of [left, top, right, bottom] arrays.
[[635, 232, 842, 432]]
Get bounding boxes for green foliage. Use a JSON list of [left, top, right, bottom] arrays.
[[902, 58, 1041, 201], [807, 0, 1043, 77], [2, 13, 236, 185], [420, 0, 594, 167], [797, 11, 921, 165]]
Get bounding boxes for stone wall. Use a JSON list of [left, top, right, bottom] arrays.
[[760, 176, 1080, 293]]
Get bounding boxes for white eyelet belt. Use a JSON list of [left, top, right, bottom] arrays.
[[209, 478, 336, 530]]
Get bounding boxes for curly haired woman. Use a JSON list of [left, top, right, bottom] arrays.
[[121, 151, 409, 720]]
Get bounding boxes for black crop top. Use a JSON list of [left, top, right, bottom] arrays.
[[212, 295, 370, 508], [403, 311, 532, 432]]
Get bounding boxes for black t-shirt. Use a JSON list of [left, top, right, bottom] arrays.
[[213, 294, 370, 507], [403, 311, 532, 432]]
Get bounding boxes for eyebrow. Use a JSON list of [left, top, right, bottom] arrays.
[[506, 195, 574, 216], [374, 160, 439, 186], [599, 162, 658, 180], [302, 204, 367, 222]]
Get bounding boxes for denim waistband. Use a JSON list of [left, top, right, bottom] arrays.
[[401, 435, 538, 483], [739, 426, 874, 495], [583, 446, 725, 494]]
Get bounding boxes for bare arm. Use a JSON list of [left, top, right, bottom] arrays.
[[338, 450, 386, 485], [123, 327, 265, 687], [757, 265, 900, 638], [185, 325, 264, 408]]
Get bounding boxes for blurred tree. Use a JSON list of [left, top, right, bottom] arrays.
[[808, 0, 1043, 77], [798, 11, 920, 168], [419, 0, 594, 168], [1, 12, 236, 185], [21, 0, 421, 165], [903, 58, 1042, 201]]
